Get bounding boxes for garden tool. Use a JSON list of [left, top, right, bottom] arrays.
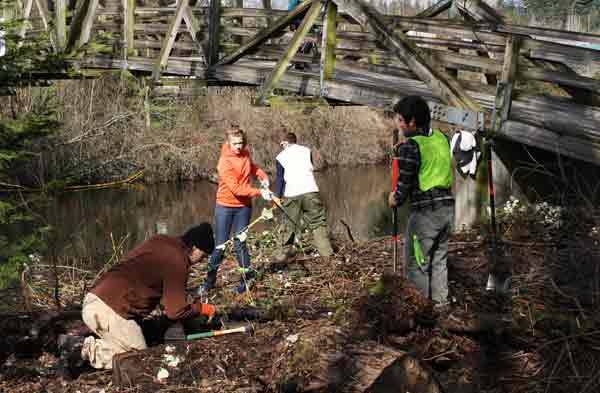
[[216, 207, 274, 250], [271, 198, 299, 228], [165, 323, 254, 341]]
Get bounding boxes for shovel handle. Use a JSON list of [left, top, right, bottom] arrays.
[[185, 325, 250, 341]]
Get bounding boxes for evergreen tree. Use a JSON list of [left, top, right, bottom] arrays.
[[0, 0, 63, 289]]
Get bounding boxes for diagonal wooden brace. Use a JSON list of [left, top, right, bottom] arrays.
[[152, 0, 189, 81], [256, 0, 322, 105], [215, 0, 316, 67], [333, 0, 482, 112]]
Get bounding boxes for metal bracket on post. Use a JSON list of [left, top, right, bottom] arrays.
[[429, 102, 486, 133]]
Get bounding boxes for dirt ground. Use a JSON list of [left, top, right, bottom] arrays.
[[1, 223, 598, 393]]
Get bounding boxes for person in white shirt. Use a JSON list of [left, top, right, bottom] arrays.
[[273, 131, 333, 262]]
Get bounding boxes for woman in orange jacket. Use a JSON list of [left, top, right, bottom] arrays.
[[200, 127, 272, 294]]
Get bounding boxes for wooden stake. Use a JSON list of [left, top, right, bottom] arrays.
[[206, 0, 221, 66]]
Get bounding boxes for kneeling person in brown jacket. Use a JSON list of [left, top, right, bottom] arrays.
[[80, 223, 217, 369]]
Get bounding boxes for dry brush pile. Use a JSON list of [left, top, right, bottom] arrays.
[[0, 75, 389, 187]]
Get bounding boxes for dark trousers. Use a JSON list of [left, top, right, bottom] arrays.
[[208, 204, 252, 272]]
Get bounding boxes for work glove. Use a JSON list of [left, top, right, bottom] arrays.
[[195, 302, 217, 322], [260, 188, 273, 201], [259, 178, 270, 189], [388, 192, 398, 208]]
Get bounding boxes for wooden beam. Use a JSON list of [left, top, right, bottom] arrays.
[[524, 58, 600, 106], [320, 0, 337, 96], [34, 0, 55, 50], [123, 0, 135, 57], [182, 5, 206, 60], [152, 0, 189, 81], [416, 0, 452, 18], [206, 0, 221, 66], [256, 0, 322, 105], [491, 35, 520, 134], [333, 0, 482, 111], [55, 0, 67, 51], [498, 120, 600, 165], [215, 0, 315, 67], [66, 0, 100, 52], [454, 0, 504, 24], [17, 0, 33, 43]]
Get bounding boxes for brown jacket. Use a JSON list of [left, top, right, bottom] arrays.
[[91, 235, 201, 320]]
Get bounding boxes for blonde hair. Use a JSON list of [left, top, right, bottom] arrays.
[[225, 125, 246, 145]]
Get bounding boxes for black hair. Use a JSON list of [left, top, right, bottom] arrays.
[[182, 223, 215, 254], [392, 96, 431, 131]]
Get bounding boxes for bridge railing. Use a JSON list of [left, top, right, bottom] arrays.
[[9, 0, 600, 164]]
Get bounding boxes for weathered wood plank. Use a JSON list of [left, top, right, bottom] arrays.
[[33, 0, 54, 49], [135, 39, 195, 51], [519, 67, 600, 94], [152, 0, 189, 81], [454, 0, 504, 24], [498, 24, 600, 46], [219, 7, 287, 18], [320, 0, 337, 96], [17, 0, 33, 42], [66, 0, 100, 52], [495, 35, 520, 125], [416, 0, 452, 18], [333, 0, 482, 111], [522, 38, 600, 76], [256, 0, 322, 104], [215, 0, 315, 67], [206, 0, 221, 66], [498, 120, 600, 165], [182, 3, 206, 59], [123, 0, 135, 56], [55, 0, 67, 51]]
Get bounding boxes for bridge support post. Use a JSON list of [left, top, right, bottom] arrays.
[[55, 0, 66, 51], [122, 0, 136, 59], [319, 0, 337, 97], [207, 0, 221, 67], [66, 0, 100, 53]]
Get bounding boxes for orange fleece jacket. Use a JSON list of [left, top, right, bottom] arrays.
[[216, 143, 268, 207]]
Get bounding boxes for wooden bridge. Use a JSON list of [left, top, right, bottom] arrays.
[[10, 0, 600, 164]]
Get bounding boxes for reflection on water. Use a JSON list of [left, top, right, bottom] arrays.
[[44, 166, 400, 260], [43, 165, 484, 260]]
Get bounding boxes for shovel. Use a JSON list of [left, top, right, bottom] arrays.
[[165, 323, 254, 341]]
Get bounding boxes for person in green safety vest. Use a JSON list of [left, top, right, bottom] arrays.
[[387, 95, 455, 308]]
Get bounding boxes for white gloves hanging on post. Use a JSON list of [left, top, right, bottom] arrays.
[[451, 131, 480, 177]]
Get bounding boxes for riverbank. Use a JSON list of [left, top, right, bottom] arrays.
[[2, 206, 600, 393], [1, 75, 389, 186]]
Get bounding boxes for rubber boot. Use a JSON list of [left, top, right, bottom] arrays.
[[273, 245, 297, 264], [312, 226, 333, 257], [198, 270, 217, 296]]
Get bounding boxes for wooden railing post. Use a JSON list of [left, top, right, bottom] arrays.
[[123, 0, 135, 58], [319, 0, 337, 97], [493, 34, 520, 132], [55, 0, 66, 51]]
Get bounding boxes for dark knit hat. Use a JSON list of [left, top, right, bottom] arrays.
[[182, 223, 215, 254]]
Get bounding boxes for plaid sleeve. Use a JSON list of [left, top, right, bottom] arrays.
[[394, 140, 420, 206]]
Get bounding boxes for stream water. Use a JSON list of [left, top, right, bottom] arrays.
[[42, 165, 486, 261]]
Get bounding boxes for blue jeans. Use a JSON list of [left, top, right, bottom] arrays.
[[208, 204, 252, 273]]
